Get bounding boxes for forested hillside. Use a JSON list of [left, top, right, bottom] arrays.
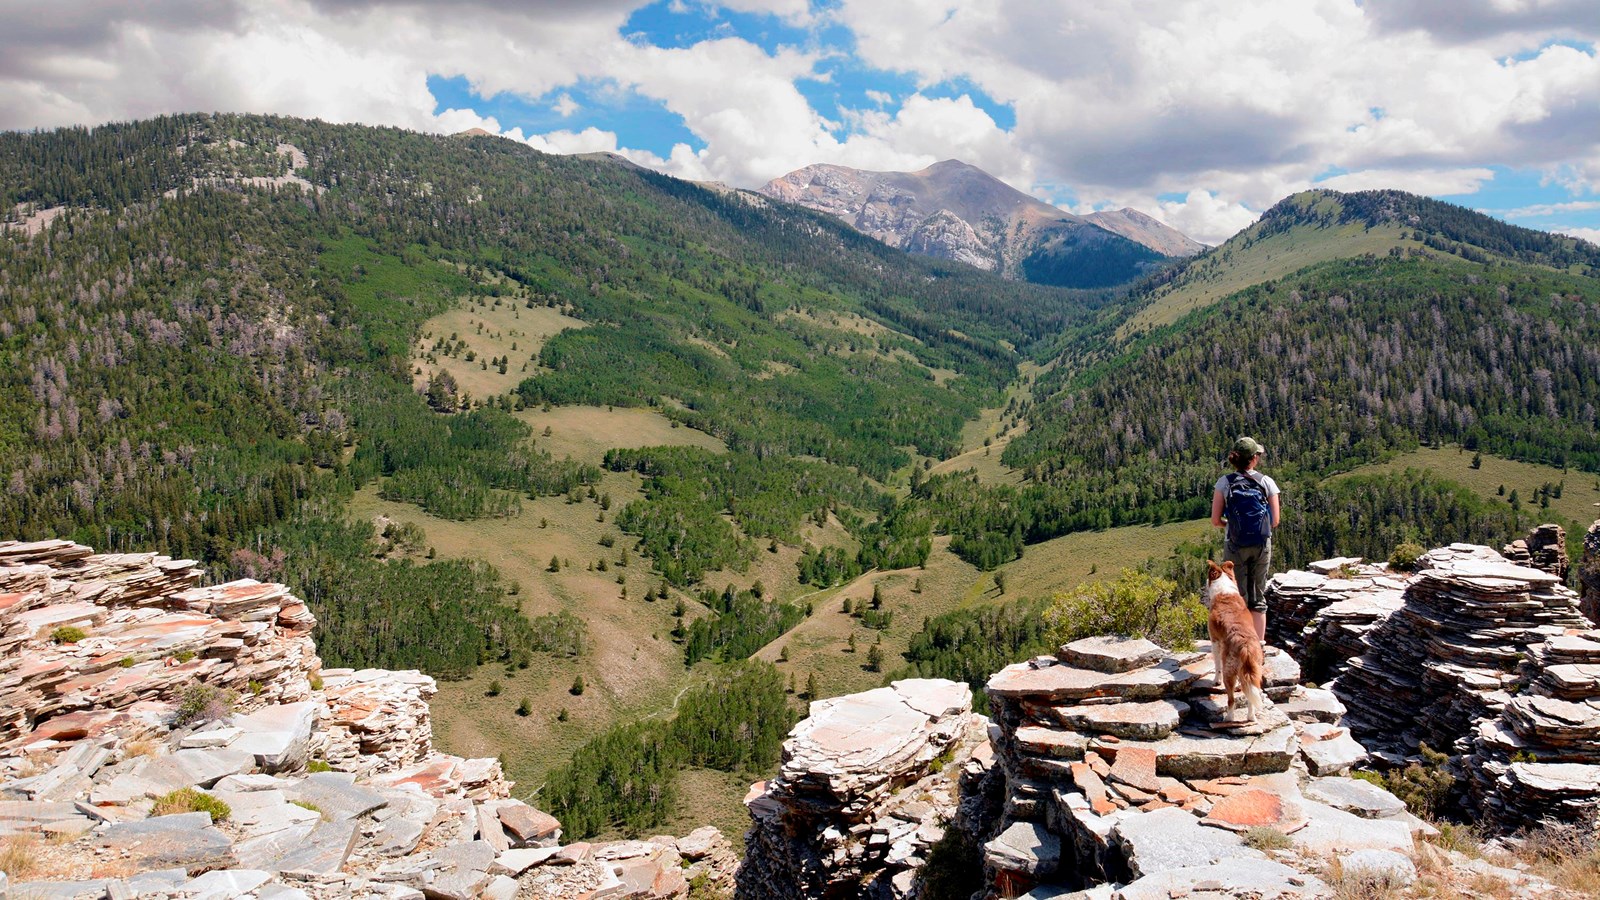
[[1121, 188, 1600, 333], [931, 198, 1600, 578], [9, 116, 1600, 840], [0, 113, 1133, 691]]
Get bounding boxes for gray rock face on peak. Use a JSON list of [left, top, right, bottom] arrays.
[[759, 160, 1198, 286]]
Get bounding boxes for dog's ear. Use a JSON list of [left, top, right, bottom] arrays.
[[1222, 561, 1235, 575], [1206, 560, 1221, 579]]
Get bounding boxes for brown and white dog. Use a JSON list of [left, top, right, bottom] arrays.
[[1203, 560, 1264, 722]]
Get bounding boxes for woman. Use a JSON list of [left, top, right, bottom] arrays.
[[1210, 436, 1280, 643]]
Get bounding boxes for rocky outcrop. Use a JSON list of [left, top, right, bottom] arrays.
[[979, 634, 1410, 896], [1268, 538, 1600, 842], [1263, 544, 1510, 684], [0, 539, 738, 899], [1503, 523, 1570, 580], [1468, 630, 1600, 834], [1332, 551, 1588, 757], [737, 679, 987, 899]]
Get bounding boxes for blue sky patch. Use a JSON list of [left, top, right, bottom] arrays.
[[428, 74, 705, 154]]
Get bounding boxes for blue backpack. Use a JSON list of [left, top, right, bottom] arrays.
[[1225, 473, 1272, 547]]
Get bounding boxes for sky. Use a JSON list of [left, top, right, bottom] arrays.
[[2, 1, 1599, 246]]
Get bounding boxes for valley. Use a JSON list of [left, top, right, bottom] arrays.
[[3, 113, 1599, 857]]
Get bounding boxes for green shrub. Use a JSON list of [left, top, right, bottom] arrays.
[[50, 626, 87, 644], [1363, 743, 1457, 819], [172, 685, 235, 728], [152, 787, 230, 822], [1388, 541, 1426, 571], [307, 759, 332, 773], [1045, 569, 1206, 652]]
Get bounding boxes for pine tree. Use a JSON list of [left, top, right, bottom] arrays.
[[805, 672, 819, 700]]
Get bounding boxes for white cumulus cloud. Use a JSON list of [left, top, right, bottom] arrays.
[[0, 0, 1597, 245]]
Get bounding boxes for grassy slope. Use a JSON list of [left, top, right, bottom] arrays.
[[926, 361, 1044, 486], [1337, 446, 1600, 553], [754, 517, 1214, 700], [1121, 221, 1419, 334], [377, 298, 1216, 832], [412, 298, 587, 401]]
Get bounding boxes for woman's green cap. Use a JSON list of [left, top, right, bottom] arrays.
[[1233, 436, 1264, 456]]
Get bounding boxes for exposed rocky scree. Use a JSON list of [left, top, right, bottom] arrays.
[[0, 539, 738, 900]]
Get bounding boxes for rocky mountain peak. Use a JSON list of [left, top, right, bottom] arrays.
[[759, 159, 1199, 288]]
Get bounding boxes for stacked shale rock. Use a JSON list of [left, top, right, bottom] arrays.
[[1502, 523, 1570, 580], [1468, 630, 1600, 833], [1265, 562, 1402, 681], [0, 539, 318, 746], [1265, 545, 1510, 685], [0, 540, 740, 899], [1333, 553, 1589, 757], [736, 679, 985, 899], [319, 668, 438, 776], [977, 635, 1417, 897]]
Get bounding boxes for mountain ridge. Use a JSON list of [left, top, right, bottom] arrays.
[[1120, 186, 1600, 334], [759, 159, 1201, 288]]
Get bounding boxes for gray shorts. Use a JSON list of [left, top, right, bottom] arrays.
[[1224, 541, 1272, 612]]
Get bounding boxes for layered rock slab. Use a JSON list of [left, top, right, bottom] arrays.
[[736, 678, 985, 900]]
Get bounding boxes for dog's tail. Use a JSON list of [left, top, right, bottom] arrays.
[[1236, 640, 1265, 721]]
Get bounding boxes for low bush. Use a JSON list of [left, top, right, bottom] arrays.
[[1046, 569, 1206, 651], [1387, 541, 1426, 571], [172, 684, 235, 729], [152, 787, 231, 822]]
